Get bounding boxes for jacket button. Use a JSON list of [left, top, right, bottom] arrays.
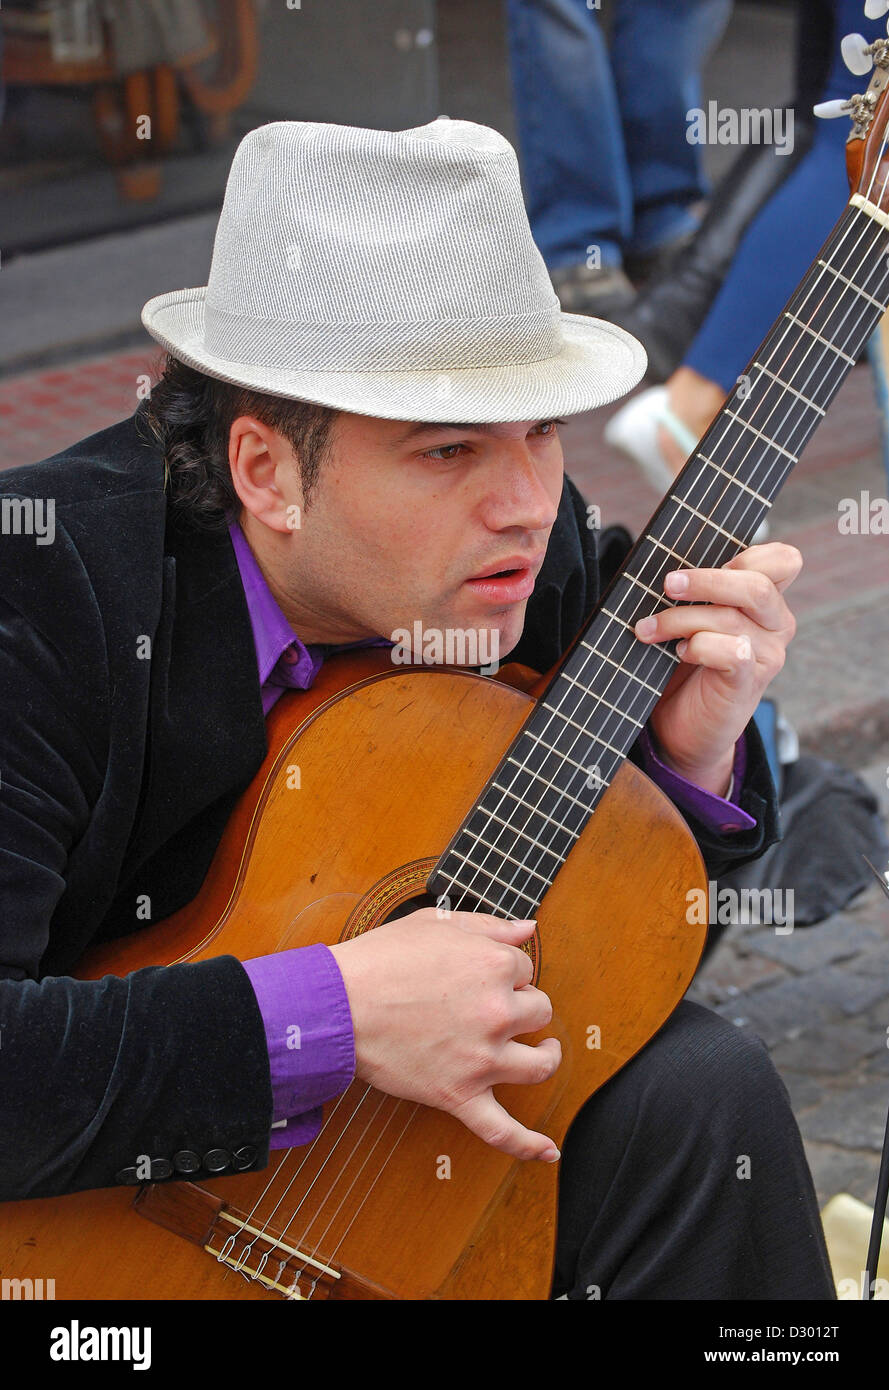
[[172, 1150, 201, 1174], [115, 1166, 139, 1185], [150, 1158, 173, 1180], [231, 1145, 257, 1171], [203, 1148, 230, 1173]]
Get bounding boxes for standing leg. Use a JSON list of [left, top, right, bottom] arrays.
[[503, 0, 631, 270], [613, 0, 733, 259]]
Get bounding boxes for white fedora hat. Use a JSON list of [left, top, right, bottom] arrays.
[[142, 116, 646, 421]]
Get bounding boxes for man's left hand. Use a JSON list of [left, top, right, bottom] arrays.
[[633, 542, 802, 796]]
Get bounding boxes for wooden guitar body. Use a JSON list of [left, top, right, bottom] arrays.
[[0, 649, 707, 1300]]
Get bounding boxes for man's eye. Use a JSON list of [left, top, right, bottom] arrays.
[[422, 443, 465, 461], [421, 420, 564, 461]]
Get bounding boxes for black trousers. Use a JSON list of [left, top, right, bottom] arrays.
[[553, 1001, 836, 1300]]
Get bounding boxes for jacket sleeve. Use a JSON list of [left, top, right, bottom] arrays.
[[0, 522, 273, 1200], [508, 473, 782, 884]]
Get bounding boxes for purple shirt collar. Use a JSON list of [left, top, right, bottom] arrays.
[[228, 520, 392, 712]]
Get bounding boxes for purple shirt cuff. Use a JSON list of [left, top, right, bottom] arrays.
[[637, 727, 756, 834], [242, 943, 355, 1149]]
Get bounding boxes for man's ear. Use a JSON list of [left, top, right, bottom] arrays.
[[228, 415, 302, 535]]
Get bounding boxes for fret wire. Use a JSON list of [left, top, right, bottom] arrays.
[[644, 535, 695, 569], [443, 874, 537, 916], [729, 366, 822, 422], [669, 494, 758, 546], [599, 605, 681, 662], [696, 454, 774, 506], [693, 422, 797, 501], [523, 725, 623, 770], [504, 756, 596, 814], [437, 848, 541, 910], [558, 671, 645, 728], [816, 257, 885, 312], [538, 688, 643, 741], [555, 670, 658, 754], [688, 429, 791, 493], [722, 409, 798, 462], [751, 362, 825, 416], [578, 640, 663, 694], [783, 313, 856, 365], [479, 802, 581, 854], [791, 254, 881, 338], [489, 778, 591, 834], [458, 828, 559, 884], [622, 571, 674, 606]]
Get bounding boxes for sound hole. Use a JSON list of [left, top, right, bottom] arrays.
[[381, 890, 488, 925]]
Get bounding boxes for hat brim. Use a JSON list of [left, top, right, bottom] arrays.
[[141, 287, 647, 422]]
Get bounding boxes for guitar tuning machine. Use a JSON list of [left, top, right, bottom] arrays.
[[814, 89, 878, 133], [843, 32, 889, 74]]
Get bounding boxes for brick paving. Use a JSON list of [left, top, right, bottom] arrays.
[[0, 335, 888, 1235]]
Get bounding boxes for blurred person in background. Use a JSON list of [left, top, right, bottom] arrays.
[[504, 0, 733, 319]]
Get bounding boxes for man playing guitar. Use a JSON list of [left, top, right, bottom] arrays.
[[0, 117, 835, 1299]]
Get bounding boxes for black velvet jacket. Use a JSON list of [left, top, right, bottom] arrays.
[[0, 409, 780, 1200]]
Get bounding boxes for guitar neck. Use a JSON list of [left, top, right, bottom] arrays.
[[428, 196, 889, 922]]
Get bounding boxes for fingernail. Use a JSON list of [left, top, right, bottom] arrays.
[[511, 918, 537, 926], [635, 616, 657, 639], [542, 1147, 561, 1163], [666, 570, 689, 593]]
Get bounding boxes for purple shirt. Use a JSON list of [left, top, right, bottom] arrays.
[[230, 521, 754, 1146]]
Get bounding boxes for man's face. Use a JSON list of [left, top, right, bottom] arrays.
[[248, 410, 564, 663]]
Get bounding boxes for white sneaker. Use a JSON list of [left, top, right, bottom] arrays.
[[604, 386, 770, 543]]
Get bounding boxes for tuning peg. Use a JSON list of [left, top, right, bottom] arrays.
[[814, 98, 853, 119], [843, 33, 874, 74], [864, 0, 889, 19]]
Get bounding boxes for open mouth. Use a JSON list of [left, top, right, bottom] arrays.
[[464, 564, 537, 604]]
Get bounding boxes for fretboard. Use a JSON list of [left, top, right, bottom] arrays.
[[427, 199, 889, 921]]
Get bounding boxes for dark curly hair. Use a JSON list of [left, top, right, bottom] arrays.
[[143, 354, 339, 531]]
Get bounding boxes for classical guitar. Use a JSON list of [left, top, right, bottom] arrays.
[[4, 21, 889, 1300]]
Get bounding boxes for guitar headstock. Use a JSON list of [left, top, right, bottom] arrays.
[[814, 5, 889, 204]]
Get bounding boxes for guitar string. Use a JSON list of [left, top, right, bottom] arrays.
[[260, 1090, 392, 1272], [213, 1084, 377, 1271], [439, 150, 889, 925], [221, 128, 889, 1289], [289, 1102, 420, 1298]]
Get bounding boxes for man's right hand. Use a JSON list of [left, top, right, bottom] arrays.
[[328, 909, 561, 1162]]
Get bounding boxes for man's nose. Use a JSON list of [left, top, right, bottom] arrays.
[[484, 443, 560, 532]]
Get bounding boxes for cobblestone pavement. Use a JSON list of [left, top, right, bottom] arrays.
[[1, 335, 888, 1227]]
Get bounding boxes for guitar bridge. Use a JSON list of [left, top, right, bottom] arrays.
[[134, 1182, 391, 1300]]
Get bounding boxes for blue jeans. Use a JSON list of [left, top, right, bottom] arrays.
[[504, 0, 732, 270]]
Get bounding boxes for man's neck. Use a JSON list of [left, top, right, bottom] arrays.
[[236, 513, 374, 646]]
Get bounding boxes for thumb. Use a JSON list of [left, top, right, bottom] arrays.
[[452, 1089, 560, 1164]]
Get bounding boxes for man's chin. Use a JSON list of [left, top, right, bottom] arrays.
[[462, 603, 526, 667]]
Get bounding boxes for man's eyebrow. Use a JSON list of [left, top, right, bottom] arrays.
[[388, 420, 550, 449]]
